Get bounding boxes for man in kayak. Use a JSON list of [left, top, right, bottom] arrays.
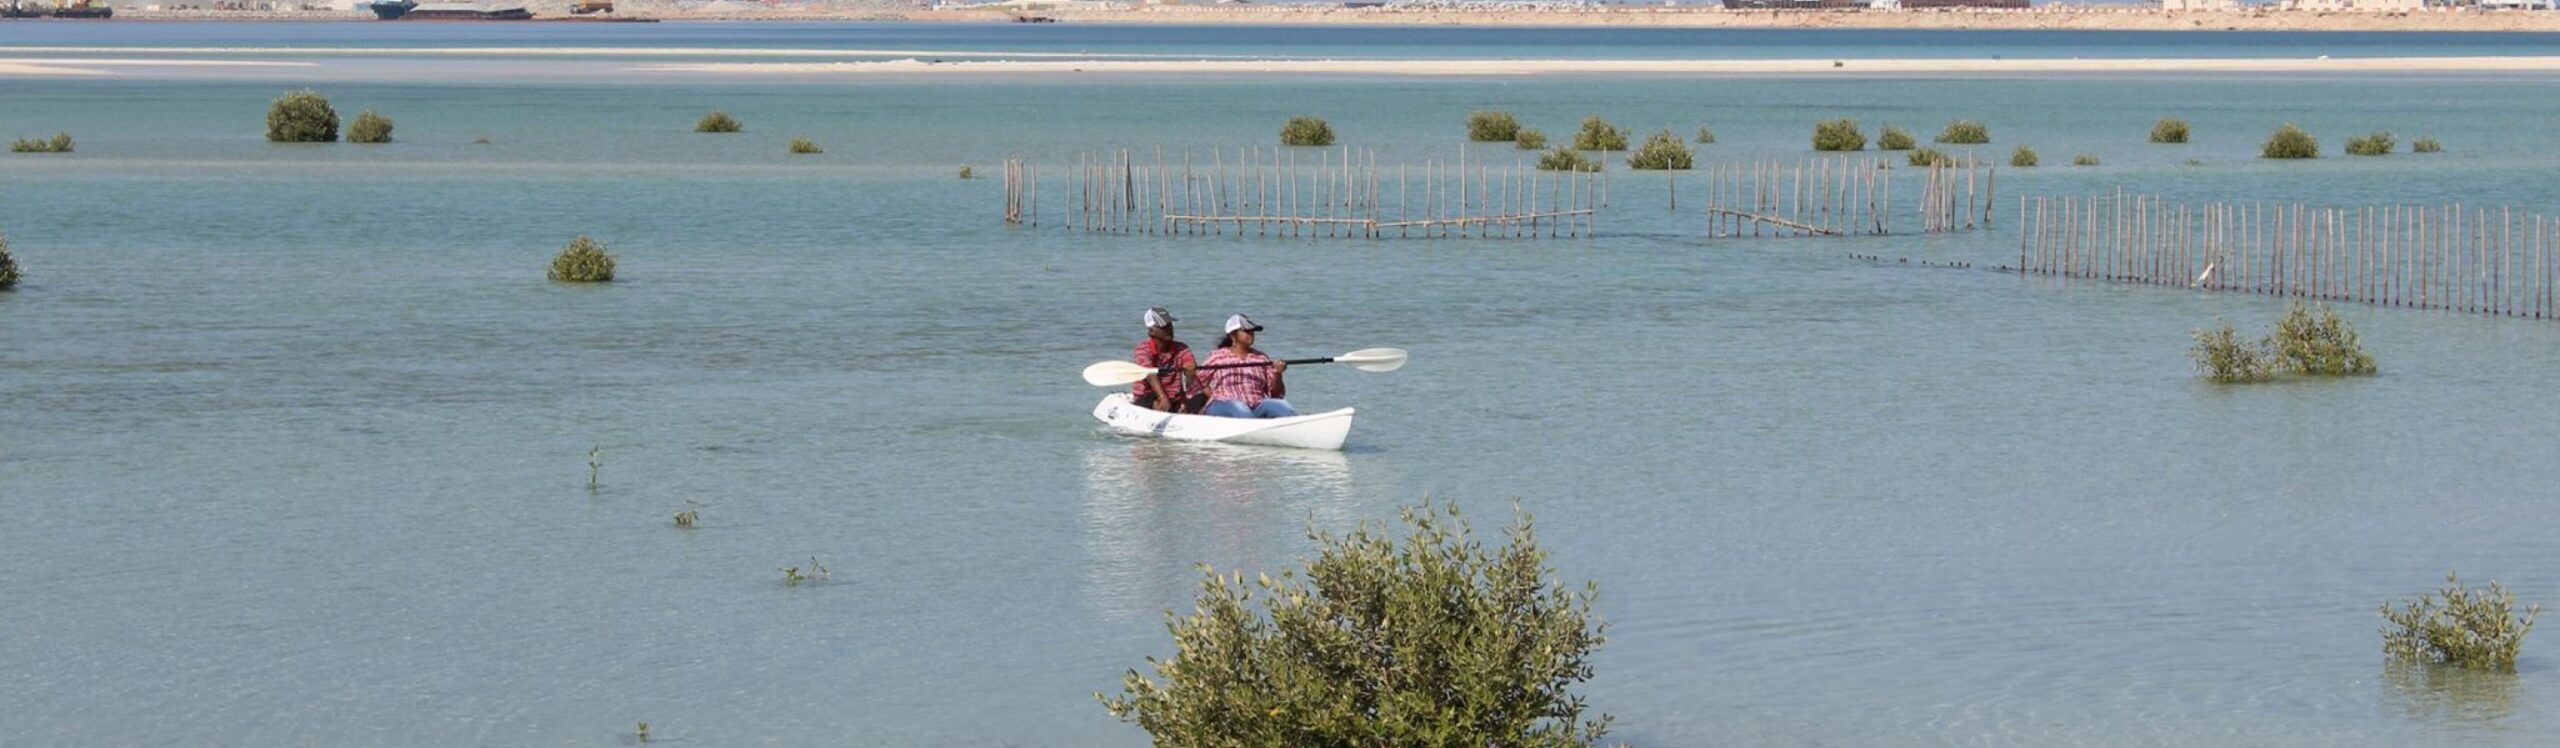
[[1132, 307, 1206, 414], [1201, 314, 1298, 419]]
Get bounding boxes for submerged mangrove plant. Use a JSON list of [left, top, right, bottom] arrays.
[[1536, 146, 1601, 173], [2383, 572, 2539, 672], [1280, 116, 1335, 146], [2262, 123, 2319, 159], [2009, 145, 2040, 167], [0, 232, 20, 290], [550, 236, 617, 283], [1813, 118, 1866, 151], [1101, 502, 1612, 747], [1876, 125, 1915, 151], [2191, 320, 2275, 383], [9, 133, 72, 153], [2346, 131, 2396, 156], [1514, 128, 1547, 150], [1466, 110, 1521, 142], [1693, 125, 1716, 144], [1625, 129, 1693, 170], [266, 89, 340, 143], [1572, 115, 1627, 152], [695, 110, 743, 133], [1907, 147, 1954, 167], [2412, 136, 2444, 153], [2150, 117, 2190, 144], [2073, 154, 2101, 166], [1935, 119, 1990, 144], [788, 136, 823, 154], [348, 110, 394, 144], [2191, 301, 2376, 382]]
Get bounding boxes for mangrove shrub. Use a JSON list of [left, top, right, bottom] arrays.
[[8, 133, 72, 153], [2346, 131, 2395, 156], [2383, 572, 2539, 672], [1572, 116, 1627, 152], [348, 110, 394, 144], [0, 232, 19, 290], [1876, 125, 1915, 151], [1280, 116, 1335, 146], [1625, 129, 1693, 170], [266, 89, 340, 143], [2412, 136, 2443, 153], [2190, 320, 2274, 383], [1466, 110, 1521, 142], [788, 136, 823, 154], [1694, 125, 1716, 144], [1813, 118, 1866, 151], [1537, 146, 1601, 173], [2270, 301, 2376, 375], [2009, 145, 2039, 167], [1100, 502, 1612, 747], [2151, 117, 2190, 144], [1515, 128, 1548, 150], [2073, 154, 2101, 166], [1935, 119, 1990, 144], [548, 235, 617, 283], [2262, 123, 2319, 159], [1907, 147, 1954, 167], [695, 110, 743, 133]]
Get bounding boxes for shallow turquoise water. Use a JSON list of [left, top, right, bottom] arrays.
[[4, 26, 2560, 746]]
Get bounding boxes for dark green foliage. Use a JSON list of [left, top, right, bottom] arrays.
[[1101, 502, 1612, 748], [1876, 125, 1915, 151], [1536, 147, 1601, 173], [8, 133, 72, 153], [2262, 123, 2318, 159], [2150, 117, 2190, 144], [1693, 125, 1715, 144], [1625, 129, 1692, 170], [788, 136, 822, 154], [2345, 131, 2395, 156], [1935, 119, 1990, 144], [0, 232, 20, 290], [1280, 116, 1335, 146], [958, 165, 974, 179], [1571, 116, 1627, 152], [2270, 301, 2376, 375], [548, 235, 616, 283], [2073, 154, 2101, 166], [1466, 110, 1520, 142], [2412, 136, 2443, 153], [695, 110, 743, 133], [2009, 145, 2039, 167], [1813, 118, 1865, 151], [2191, 321, 2274, 383], [266, 89, 339, 143], [2383, 572, 2539, 672], [347, 110, 394, 144], [1907, 147, 1953, 167], [1514, 128, 1547, 150]]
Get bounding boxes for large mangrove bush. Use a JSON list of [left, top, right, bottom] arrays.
[[1101, 502, 1613, 747], [1280, 116, 1336, 146], [2383, 572, 2539, 672], [2150, 117, 2190, 144], [266, 89, 340, 143], [348, 110, 394, 144], [2262, 123, 2319, 159], [1626, 129, 1693, 170], [1813, 118, 1866, 151], [1467, 110, 1521, 142], [0, 232, 20, 290], [1572, 116, 1627, 152], [548, 235, 617, 283], [2190, 301, 2376, 382]]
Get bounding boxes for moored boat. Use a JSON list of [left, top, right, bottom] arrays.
[[1092, 393, 1355, 451]]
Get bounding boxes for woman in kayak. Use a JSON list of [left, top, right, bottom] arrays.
[[1200, 314, 1299, 419], [1132, 306, 1205, 413]]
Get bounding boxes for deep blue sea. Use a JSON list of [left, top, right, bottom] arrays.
[[4, 22, 2559, 747]]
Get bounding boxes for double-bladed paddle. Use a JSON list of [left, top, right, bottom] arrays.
[[1081, 348, 1407, 387]]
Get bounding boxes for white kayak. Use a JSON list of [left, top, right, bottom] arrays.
[[1092, 393, 1356, 451]]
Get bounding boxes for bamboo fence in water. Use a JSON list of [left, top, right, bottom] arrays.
[[2016, 192, 2560, 319], [1001, 145, 1603, 239], [1695, 155, 1992, 238]]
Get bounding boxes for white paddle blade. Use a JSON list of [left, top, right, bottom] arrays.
[[1334, 348, 1408, 373], [1082, 360, 1157, 387]]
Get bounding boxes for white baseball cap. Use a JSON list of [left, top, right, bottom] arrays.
[[1224, 314, 1264, 335], [1144, 307, 1176, 328]]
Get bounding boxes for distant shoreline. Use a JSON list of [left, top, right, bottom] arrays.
[[78, 6, 2560, 33]]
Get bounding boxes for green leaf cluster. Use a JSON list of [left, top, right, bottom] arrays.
[[2191, 301, 2376, 382], [2345, 130, 2395, 156], [1513, 128, 1547, 150], [1875, 125, 1915, 151], [1625, 129, 1692, 170], [2262, 123, 2318, 159], [266, 89, 340, 143], [1906, 147, 1954, 167], [2009, 145, 2039, 168], [1101, 502, 1612, 748], [1536, 147, 1600, 173], [1813, 118, 1865, 152], [1935, 119, 1989, 144], [2382, 572, 2539, 672], [548, 235, 617, 283], [2190, 320, 2274, 383], [1571, 116, 1626, 152], [0, 232, 20, 290], [1281, 116, 1335, 147], [1466, 110, 1521, 142], [788, 136, 823, 154], [8, 132, 72, 153], [2412, 136, 2443, 153], [696, 110, 743, 133], [348, 110, 394, 144], [2150, 117, 2190, 144]]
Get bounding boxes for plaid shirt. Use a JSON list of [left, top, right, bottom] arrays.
[[1131, 338, 1197, 401], [1200, 347, 1277, 407]]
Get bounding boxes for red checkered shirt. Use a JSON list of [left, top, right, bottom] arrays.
[[1131, 338, 1197, 402], [1200, 347, 1277, 407]]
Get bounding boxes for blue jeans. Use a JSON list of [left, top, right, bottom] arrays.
[[1205, 398, 1298, 419]]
